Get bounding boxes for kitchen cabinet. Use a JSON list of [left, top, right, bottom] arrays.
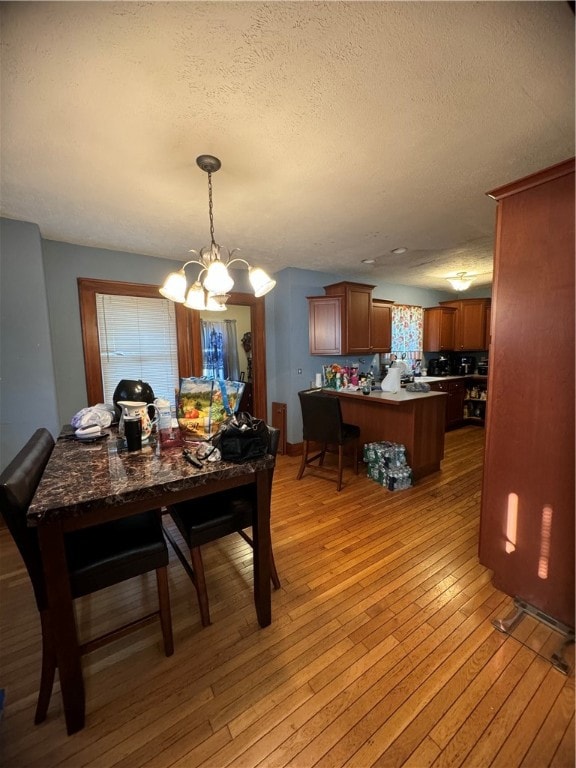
[[328, 388, 447, 480], [423, 306, 456, 351], [308, 281, 375, 355], [440, 298, 491, 351], [371, 299, 393, 352], [463, 376, 488, 425], [308, 296, 342, 355], [479, 158, 574, 629], [427, 377, 466, 430]]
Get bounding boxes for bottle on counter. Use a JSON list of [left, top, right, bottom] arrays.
[[156, 397, 182, 447]]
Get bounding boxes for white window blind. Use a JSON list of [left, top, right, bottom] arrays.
[[96, 293, 179, 405]]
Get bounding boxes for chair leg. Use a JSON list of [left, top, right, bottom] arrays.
[[337, 445, 344, 492], [155, 566, 174, 656], [34, 609, 57, 724], [270, 549, 281, 590], [353, 439, 359, 475], [190, 546, 211, 627], [296, 440, 308, 480], [318, 442, 327, 467]]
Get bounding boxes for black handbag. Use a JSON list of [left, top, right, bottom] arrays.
[[212, 412, 269, 463]]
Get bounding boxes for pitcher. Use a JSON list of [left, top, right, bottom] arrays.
[[117, 401, 158, 442]]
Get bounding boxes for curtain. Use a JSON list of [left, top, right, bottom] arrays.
[[201, 320, 240, 380], [391, 305, 424, 362]]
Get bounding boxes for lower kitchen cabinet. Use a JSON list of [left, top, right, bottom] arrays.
[[427, 378, 466, 430], [463, 376, 488, 425]]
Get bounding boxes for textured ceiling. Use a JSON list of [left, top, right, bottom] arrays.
[[1, 2, 574, 290]]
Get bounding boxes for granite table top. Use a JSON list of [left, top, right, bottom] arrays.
[[27, 429, 274, 526]]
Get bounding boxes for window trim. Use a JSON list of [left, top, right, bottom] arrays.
[[78, 278, 268, 420], [78, 278, 194, 405]]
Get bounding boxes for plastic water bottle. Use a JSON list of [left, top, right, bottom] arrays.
[[156, 397, 181, 446]]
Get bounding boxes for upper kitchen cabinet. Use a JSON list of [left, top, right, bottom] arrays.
[[308, 282, 376, 355], [440, 298, 491, 350], [423, 306, 456, 352], [307, 295, 342, 355], [371, 299, 394, 352]]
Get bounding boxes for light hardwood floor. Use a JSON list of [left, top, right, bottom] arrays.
[[1, 426, 574, 767]]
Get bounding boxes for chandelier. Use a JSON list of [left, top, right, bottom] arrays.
[[159, 155, 276, 311], [447, 272, 474, 291]]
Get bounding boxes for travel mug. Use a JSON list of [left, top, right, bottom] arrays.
[[124, 416, 142, 451]]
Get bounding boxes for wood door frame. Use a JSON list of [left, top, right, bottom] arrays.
[[78, 279, 268, 420], [190, 291, 268, 420]]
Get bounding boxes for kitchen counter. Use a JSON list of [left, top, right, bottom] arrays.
[[330, 387, 447, 405], [417, 375, 466, 383], [324, 386, 447, 480]]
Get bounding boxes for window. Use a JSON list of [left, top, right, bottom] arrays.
[[201, 319, 240, 380], [78, 279, 195, 406], [96, 293, 179, 404], [391, 305, 424, 362]]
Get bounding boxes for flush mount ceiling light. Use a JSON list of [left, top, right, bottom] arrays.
[[390, 247, 407, 255], [447, 271, 474, 291], [159, 155, 276, 311]]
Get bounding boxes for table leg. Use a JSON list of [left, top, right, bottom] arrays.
[[38, 523, 85, 734], [253, 467, 272, 627]]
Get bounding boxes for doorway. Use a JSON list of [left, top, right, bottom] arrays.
[[190, 291, 267, 420]]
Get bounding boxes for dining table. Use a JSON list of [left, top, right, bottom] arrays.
[[27, 426, 275, 735]]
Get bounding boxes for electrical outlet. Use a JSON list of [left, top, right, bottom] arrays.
[[297, 368, 302, 374]]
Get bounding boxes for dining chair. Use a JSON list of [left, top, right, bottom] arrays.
[[296, 388, 360, 491], [163, 425, 281, 627], [0, 428, 174, 726]]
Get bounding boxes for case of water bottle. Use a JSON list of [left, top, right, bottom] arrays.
[[363, 440, 413, 491]]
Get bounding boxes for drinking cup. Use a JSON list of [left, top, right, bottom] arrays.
[[124, 417, 142, 451]]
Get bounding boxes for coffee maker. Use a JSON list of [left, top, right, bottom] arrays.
[[428, 356, 451, 376]]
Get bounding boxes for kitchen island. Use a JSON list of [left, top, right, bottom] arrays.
[[324, 387, 447, 480]]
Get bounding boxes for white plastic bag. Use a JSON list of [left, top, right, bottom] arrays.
[[71, 404, 115, 429]]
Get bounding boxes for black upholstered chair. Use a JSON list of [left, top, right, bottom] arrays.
[[164, 425, 281, 627], [296, 389, 360, 491], [0, 428, 174, 726]]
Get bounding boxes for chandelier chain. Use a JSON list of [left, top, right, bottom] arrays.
[[207, 172, 216, 247]]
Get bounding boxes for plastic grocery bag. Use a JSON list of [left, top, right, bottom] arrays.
[[71, 404, 115, 429]]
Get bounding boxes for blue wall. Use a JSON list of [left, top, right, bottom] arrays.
[[0, 218, 60, 468], [0, 216, 491, 465]]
